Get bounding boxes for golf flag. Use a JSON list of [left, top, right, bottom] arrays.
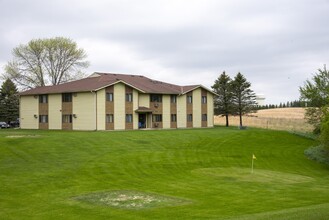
[[253, 154, 256, 160]]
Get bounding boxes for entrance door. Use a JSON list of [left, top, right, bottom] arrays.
[[138, 114, 146, 129]]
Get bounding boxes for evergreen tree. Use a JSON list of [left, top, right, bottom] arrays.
[[230, 72, 257, 128], [212, 71, 233, 127], [0, 79, 19, 123]]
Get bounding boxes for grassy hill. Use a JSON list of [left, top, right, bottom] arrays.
[[214, 108, 313, 132], [1, 127, 329, 219]]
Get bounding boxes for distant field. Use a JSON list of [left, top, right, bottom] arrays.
[[214, 108, 313, 132], [1, 127, 329, 219]]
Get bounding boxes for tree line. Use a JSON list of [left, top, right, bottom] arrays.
[[255, 100, 308, 110]]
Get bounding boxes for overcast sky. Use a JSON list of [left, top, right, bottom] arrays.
[[1, 0, 329, 104]]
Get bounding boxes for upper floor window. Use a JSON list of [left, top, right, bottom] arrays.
[[62, 93, 72, 102], [126, 93, 133, 102], [150, 94, 162, 102], [187, 95, 193, 104], [39, 94, 48, 103], [202, 96, 207, 104], [171, 95, 177, 103], [106, 93, 113, 102]]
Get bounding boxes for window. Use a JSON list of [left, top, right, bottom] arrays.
[[202, 114, 207, 121], [39, 115, 48, 123], [187, 95, 193, 104], [39, 94, 48, 103], [150, 94, 162, 102], [126, 93, 133, 102], [171, 114, 177, 122], [152, 114, 162, 122], [202, 96, 207, 104], [187, 114, 193, 122], [62, 114, 72, 123], [106, 93, 113, 102], [126, 114, 133, 123], [171, 95, 177, 103], [62, 93, 72, 102], [106, 114, 114, 123]]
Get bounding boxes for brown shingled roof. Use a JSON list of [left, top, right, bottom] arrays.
[[19, 72, 214, 96]]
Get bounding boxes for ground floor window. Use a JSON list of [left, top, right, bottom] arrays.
[[187, 114, 193, 122], [152, 114, 162, 122], [171, 114, 177, 122], [106, 114, 114, 123], [39, 115, 48, 123], [62, 114, 72, 123], [202, 114, 207, 121], [126, 114, 133, 123]]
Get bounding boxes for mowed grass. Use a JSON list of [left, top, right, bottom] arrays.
[[1, 127, 329, 219]]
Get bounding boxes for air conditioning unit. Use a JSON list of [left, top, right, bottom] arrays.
[[154, 103, 159, 108]]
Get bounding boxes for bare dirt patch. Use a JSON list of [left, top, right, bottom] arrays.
[[73, 190, 191, 209], [6, 135, 41, 138]]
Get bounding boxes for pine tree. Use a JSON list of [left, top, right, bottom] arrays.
[[212, 71, 233, 127], [230, 72, 257, 128], [0, 79, 19, 123]]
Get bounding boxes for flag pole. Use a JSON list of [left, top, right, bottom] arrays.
[[251, 154, 256, 174], [251, 156, 254, 174]]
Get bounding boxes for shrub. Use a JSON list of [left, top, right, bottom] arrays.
[[304, 145, 329, 165]]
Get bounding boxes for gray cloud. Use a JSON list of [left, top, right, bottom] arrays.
[[1, 0, 329, 104]]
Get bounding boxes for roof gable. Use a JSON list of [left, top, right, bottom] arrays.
[[19, 72, 215, 96]]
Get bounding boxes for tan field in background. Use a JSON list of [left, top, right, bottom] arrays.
[[214, 107, 313, 132]]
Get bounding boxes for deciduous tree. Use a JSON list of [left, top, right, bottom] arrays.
[[300, 65, 329, 133], [3, 37, 89, 89]]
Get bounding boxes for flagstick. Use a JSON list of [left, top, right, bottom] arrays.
[[251, 156, 254, 174]]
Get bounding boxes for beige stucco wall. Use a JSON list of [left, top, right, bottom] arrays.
[[162, 95, 171, 129], [20, 95, 38, 129], [96, 89, 106, 130], [133, 89, 139, 129], [208, 93, 214, 127], [114, 83, 125, 130], [73, 92, 96, 130], [177, 94, 187, 128], [48, 94, 62, 129], [193, 88, 202, 128], [138, 94, 149, 107]]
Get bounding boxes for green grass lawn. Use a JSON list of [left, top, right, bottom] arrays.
[[1, 127, 329, 219]]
